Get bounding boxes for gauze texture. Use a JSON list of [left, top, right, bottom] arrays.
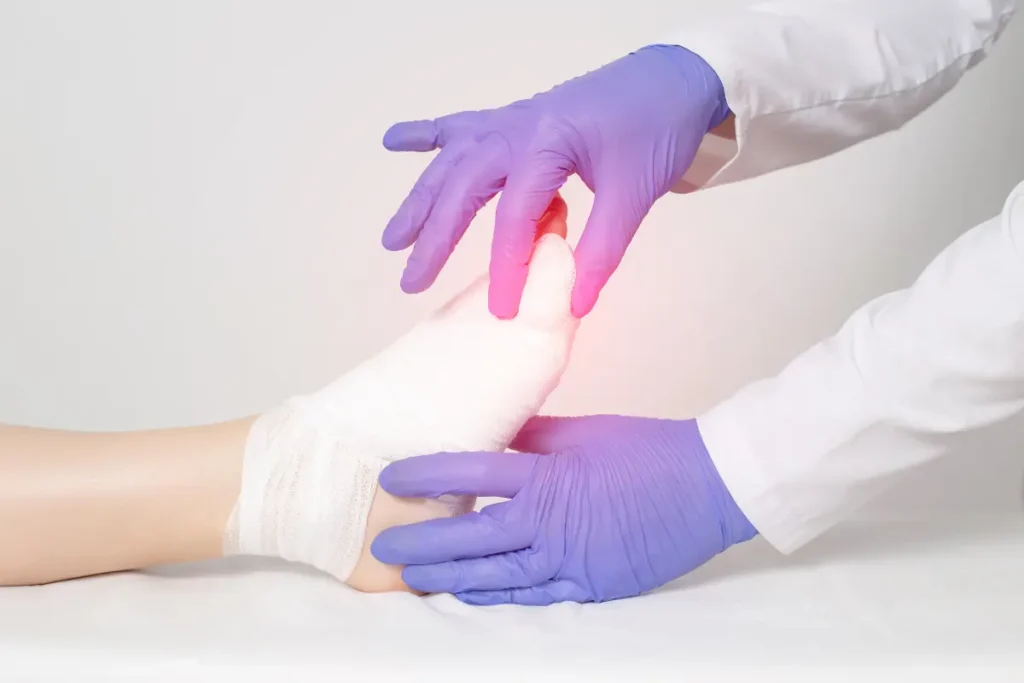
[[223, 233, 578, 582]]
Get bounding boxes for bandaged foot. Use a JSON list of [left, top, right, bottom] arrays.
[[223, 207, 578, 592]]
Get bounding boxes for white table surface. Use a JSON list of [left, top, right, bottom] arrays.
[[1, 516, 1022, 682]]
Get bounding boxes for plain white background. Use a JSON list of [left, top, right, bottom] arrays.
[[1, 0, 1023, 522]]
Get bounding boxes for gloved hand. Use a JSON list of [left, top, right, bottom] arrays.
[[381, 45, 729, 319], [370, 415, 757, 605]]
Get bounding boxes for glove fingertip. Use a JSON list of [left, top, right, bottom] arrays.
[[402, 564, 452, 594], [487, 260, 529, 320], [369, 528, 403, 565], [403, 235, 453, 294], [569, 279, 599, 318], [399, 263, 432, 294], [377, 461, 420, 497], [487, 282, 520, 320], [381, 218, 414, 252], [381, 124, 407, 151], [383, 120, 438, 152]]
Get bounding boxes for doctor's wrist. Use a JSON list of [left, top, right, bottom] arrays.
[[639, 43, 730, 132], [690, 420, 758, 548], [709, 112, 736, 140]]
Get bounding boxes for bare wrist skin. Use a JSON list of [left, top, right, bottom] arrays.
[[710, 112, 736, 140]]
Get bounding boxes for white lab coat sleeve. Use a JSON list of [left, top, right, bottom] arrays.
[[697, 180, 1024, 553], [668, 0, 1017, 191]]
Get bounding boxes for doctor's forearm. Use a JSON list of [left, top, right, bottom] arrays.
[[674, 0, 1015, 190], [699, 182, 1024, 553], [0, 419, 249, 585]]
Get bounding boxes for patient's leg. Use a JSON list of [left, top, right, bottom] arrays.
[[0, 200, 576, 590], [225, 199, 578, 592], [0, 419, 454, 589], [0, 418, 252, 586]]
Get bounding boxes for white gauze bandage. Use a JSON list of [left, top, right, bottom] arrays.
[[223, 233, 579, 582]]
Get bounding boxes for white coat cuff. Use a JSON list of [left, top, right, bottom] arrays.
[[697, 407, 808, 555], [673, 133, 738, 193], [665, 0, 1016, 193]]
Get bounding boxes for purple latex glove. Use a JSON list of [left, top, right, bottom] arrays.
[[381, 45, 729, 319], [371, 416, 757, 605]]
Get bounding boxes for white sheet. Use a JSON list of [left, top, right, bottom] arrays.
[[2, 517, 1022, 682]]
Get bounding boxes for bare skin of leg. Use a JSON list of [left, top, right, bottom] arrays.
[[0, 418, 424, 592], [0, 196, 570, 593]]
